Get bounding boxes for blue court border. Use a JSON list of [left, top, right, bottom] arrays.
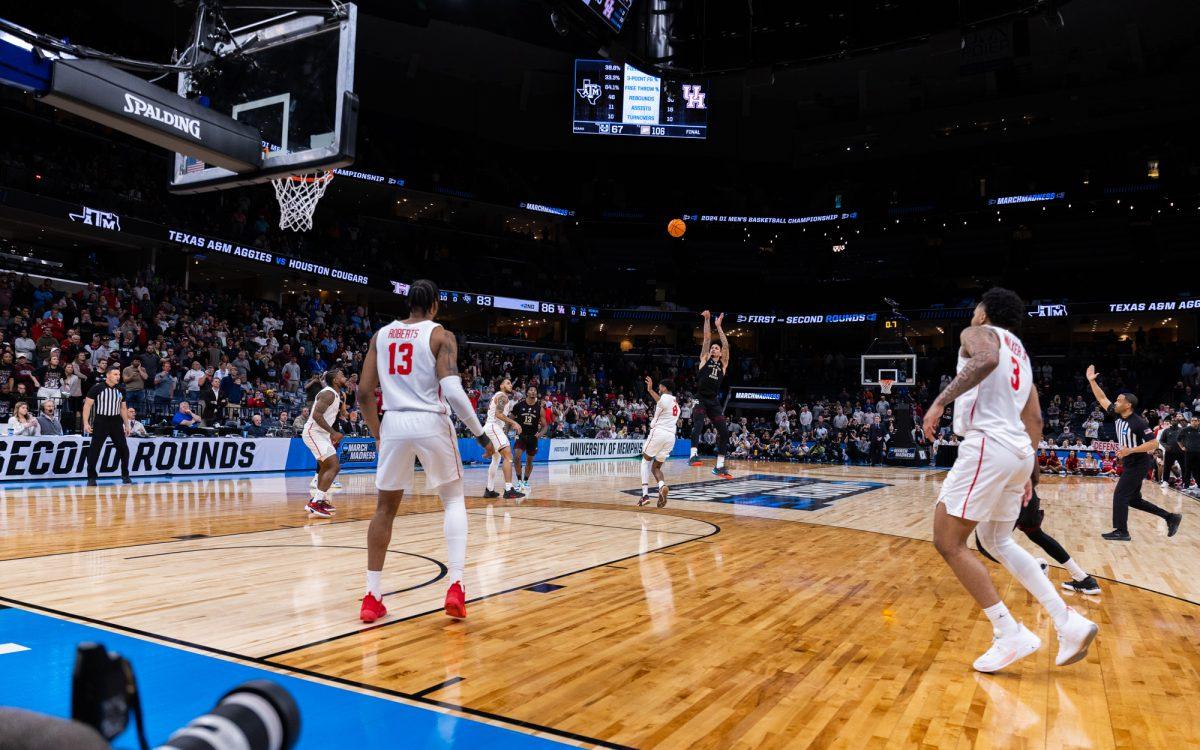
[[0, 604, 577, 749]]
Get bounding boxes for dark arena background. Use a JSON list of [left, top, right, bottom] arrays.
[[0, 1, 1198, 748]]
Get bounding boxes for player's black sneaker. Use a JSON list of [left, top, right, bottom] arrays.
[[1166, 513, 1183, 538], [1062, 576, 1102, 595], [503, 488, 525, 500], [483, 489, 500, 498], [1101, 529, 1131, 541]]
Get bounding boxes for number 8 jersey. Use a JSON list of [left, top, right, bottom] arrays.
[[951, 324, 1033, 457], [376, 319, 450, 415]]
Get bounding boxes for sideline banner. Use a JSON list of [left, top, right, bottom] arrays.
[[337, 437, 378, 467], [547, 438, 692, 462], [0, 435, 700, 481], [0, 436, 292, 481]]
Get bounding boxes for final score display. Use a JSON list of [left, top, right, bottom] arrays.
[[573, 60, 708, 140]]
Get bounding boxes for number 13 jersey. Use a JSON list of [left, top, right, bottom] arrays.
[[951, 324, 1033, 458], [376, 319, 449, 415]]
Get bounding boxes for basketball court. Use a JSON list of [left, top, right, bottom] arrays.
[[2, 459, 1197, 748], [1, 2, 1199, 747]]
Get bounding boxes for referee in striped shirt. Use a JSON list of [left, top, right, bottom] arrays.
[[83, 365, 133, 486], [1086, 365, 1182, 541]]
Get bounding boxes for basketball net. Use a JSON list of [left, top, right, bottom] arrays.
[[879, 378, 894, 395], [272, 170, 333, 232]]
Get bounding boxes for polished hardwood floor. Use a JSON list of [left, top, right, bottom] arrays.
[[1, 460, 1197, 748]]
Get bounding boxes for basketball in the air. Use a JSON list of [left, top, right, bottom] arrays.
[[667, 218, 687, 238]]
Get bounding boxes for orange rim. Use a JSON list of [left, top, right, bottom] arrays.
[[286, 171, 333, 184]]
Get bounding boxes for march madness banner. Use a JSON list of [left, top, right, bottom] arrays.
[[0, 436, 292, 481], [337, 437, 378, 466]]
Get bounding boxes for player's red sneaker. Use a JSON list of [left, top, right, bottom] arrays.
[[688, 458, 703, 467], [306, 499, 332, 518], [712, 467, 733, 479], [360, 593, 387, 623], [444, 581, 466, 619]]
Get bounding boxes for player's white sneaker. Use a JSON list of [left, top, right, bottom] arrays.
[[1054, 608, 1099, 667], [973, 624, 1041, 673]]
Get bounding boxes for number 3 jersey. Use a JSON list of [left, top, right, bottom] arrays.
[[951, 324, 1033, 458], [376, 319, 450, 415]]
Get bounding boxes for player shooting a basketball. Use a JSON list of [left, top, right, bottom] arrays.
[[688, 311, 733, 479]]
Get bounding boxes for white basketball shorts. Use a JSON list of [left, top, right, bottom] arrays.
[[642, 429, 675, 463], [483, 420, 510, 452], [301, 424, 336, 461], [376, 411, 463, 492], [937, 433, 1034, 523]]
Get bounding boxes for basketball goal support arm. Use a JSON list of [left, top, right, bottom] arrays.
[[37, 58, 262, 172]]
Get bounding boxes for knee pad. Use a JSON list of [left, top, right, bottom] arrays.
[[439, 479, 465, 505], [975, 521, 1020, 564]]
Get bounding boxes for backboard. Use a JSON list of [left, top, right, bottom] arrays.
[[169, 4, 358, 193], [861, 354, 917, 387]]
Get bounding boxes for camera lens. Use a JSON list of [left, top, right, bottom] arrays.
[[157, 680, 300, 750]]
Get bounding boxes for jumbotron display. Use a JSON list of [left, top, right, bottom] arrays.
[[573, 60, 708, 140], [579, 0, 632, 33]]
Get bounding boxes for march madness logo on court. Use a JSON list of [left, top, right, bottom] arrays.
[[623, 474, 888, 511]]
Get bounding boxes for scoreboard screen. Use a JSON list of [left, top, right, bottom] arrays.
[[573, 60, 708, 140], [579, 0, 632, 33]]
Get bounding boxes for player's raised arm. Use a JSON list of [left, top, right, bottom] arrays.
[[1085, 365, 1112, 411], [699, 310, 712, 367], [715, 313, 730, 373], [645, 375, 660, 403], [433, 326, 486, 438], [359, 332, 381, 439]]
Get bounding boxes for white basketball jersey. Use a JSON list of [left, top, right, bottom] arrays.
[[485, 391, 511, 425], [304, 385, 341, 434], [650, 393, 680, 433], [952, 324, 1033, 457], [375, 320, 448, 415]]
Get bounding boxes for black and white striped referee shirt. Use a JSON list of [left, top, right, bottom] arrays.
[[1105, 404, 1153, 462], [87, 382, 125, 417]]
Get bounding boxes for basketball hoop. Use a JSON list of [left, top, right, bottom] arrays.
[[879, 378, 894, 395], [272, 170, 334, 232]]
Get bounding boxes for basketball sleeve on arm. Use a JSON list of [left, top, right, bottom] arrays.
[[440, 375, 485, 436]]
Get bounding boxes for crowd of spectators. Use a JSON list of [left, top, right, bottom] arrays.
[[4, 261, 1200, 485]]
